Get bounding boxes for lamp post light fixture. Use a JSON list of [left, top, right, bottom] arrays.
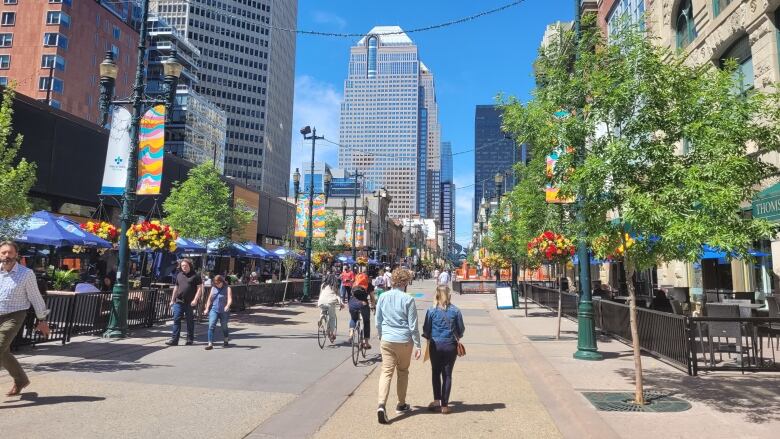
[[297, 126, 326, 302], [493, 172, 505, 286], [341, 197, 347, 222], [98, 0, 182, 338]]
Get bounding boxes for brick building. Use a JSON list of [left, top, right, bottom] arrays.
[[0, 0, 138, 123]]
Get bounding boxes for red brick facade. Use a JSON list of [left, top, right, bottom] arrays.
[[0, 0, 137, 123]]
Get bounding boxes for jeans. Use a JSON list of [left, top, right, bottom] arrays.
[[171, 302, 195, 343], [319, 304, 338, 334], [377, 340, 413, 406], [207, 309, 229, 343], [340, 285, 352, 302], [0, 310, 28, 385], [348, 299, 371, 339], [430, 340, 458, 406]]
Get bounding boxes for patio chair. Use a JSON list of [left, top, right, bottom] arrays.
[[705, 292, 721, 304], [669, 299, 685, 315], [758, 297, 780, 357], [706, 304, 751, 370]]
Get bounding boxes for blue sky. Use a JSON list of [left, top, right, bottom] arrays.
[[291, 1, 572, 249]]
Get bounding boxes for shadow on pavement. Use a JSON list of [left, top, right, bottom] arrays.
[[615, 367, 780, 424], [32, 359, 169, 373], [230, 313, 305, 326], [448, 401, 507, 413], [1, 392, 105, 409]]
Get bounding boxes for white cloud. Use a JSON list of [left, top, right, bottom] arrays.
[[290, 75, 342, 172], [312, 11, 347, 29], [453, 174, 475, 247]]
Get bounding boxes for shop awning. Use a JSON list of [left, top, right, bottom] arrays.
[[752, 183, 780, 222]]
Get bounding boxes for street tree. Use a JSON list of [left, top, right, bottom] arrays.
[[0, 86, 37, 239], [312, 210, 343, 254], [502, 17, 780, 404], [163, 162, 253, 244]]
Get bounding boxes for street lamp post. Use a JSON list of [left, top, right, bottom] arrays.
[[494, 172, 504, 286], [296, 126, 327, 302], [374, 188, 388, 263], [98, 0, 182, 338], [572, 0, 602, 361], [350, 171, 364, 261]]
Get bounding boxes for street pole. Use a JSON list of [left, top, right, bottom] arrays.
[[105, 0, 152, 338], [572, 0, 602, 361], [301, 127, 323, 302], [351, 171, 361, 261]]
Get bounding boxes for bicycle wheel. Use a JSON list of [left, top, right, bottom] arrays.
[[360, 318, 368, 358], [351, 320, 361, 366], [317, 316, 327, 349]]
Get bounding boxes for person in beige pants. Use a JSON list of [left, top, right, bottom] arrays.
[[375, 268, 421, 424]]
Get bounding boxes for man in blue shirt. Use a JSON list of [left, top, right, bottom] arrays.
[[375, 268, 421, 424]]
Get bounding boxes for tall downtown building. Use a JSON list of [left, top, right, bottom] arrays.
[[152, 0, 297, 196], [339, 26, 441, 219], [474, 105, 517, 221], [440, 140, 455, 255]]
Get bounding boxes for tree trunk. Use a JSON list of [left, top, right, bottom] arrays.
[[281, 262, 292, 306], [523, 267, 528, 317], [556, 262, 563, 339], [625, 257, 645, 405]]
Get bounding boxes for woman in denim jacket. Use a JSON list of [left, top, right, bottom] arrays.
[[422, 286, 465, 414]]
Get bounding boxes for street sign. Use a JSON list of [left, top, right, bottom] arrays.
[[496, 286, 513, 309]]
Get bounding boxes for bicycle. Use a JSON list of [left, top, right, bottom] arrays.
[[317, 305, 338, 349], [351, 313, 367, 365]]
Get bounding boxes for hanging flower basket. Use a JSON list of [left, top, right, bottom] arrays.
[[312, 251, 333, 268], [356, 256, 369, 266], [527, 231, 575, 263], [126, 220, 178, 252], [482, 253, 510, 270], [80, 220, 119, 244]]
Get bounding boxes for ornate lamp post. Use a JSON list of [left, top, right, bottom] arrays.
[[373, 188, 389, 262], [493, 172, 504, 285], [98, 0, 182, 338], [293, 128, 329, 302], [341, 198, 347, 222]]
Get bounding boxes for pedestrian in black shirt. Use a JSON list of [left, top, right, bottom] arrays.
[[166, 258, 202, 346]]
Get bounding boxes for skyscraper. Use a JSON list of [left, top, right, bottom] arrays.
[[440, 140, 455, 255], [339, 26, 440, 219], [420, 64, 441, 220], [474, 105, 516, 221], [152, 0, 297, 196]]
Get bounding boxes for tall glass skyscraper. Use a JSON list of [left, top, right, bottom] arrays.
[[440, 141, 455, 254], [474, 105, 517, 221], [339, 26, 440, 219]]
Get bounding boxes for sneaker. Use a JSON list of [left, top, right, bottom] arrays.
[[441, 406, 452, 415], [223, 340, 229, 347], [164, 339, 178, 346], [395, 403, 411, 414], [185, 340, 194, 346], [204, 344, 213, 350], [377, 405, 388, 424]]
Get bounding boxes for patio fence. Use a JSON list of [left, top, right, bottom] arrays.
[[11, 280, 321, 349]]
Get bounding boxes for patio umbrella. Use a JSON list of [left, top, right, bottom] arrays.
[[274, 247, 303, 260], [174, 237, 207, 254], [244, 242, 280, 260], [337, 255, 356, 265], [207, 241, 254, 258], [13, 211, 112, 248], [572, 255, 605, 265]]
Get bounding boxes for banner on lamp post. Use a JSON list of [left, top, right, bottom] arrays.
[[345, 216, 366, 248], [100, 107, 132, 195], [136, 105, 166, 195], [545, 147, 575, 204], [294, 194, 326, 238]]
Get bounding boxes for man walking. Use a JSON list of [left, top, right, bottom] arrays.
[[0, 241, 50, 396], [166, 258, 202, 346], [437, 269, 450, 287], [375, 268, 421, 424]]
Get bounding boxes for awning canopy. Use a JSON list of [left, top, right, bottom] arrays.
[[244, 242, 280, 260], [273, 247, 302, 260]]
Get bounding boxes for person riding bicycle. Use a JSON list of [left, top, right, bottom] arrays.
[[317, 272, 343, 343], [349, 267, 375, 350]]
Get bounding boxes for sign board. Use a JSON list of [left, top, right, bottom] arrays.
[[496, 287, 514, 309], [753, 183, 780, 222], [100, 107, 132, 195], [136, 105, 166, 195]]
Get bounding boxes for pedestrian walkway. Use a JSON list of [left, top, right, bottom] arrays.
[[314, 280, 566, 439]]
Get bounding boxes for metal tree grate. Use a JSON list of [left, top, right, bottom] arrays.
[[582, 391, 692, 413]]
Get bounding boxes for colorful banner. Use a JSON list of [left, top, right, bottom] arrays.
[[100, 107, 132, 195], [294, 194, 326, 238], [136, 105, 166, 195], [345, 216, 366, 248], [545, 148, 575, 204]]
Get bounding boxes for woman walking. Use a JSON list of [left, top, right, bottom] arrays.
[[203, 275, 233, 350], [317, 271, 344, 342], [423, 286, 465, 414]]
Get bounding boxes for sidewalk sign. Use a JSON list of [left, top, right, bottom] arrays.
[[496, 286, 513, 309]]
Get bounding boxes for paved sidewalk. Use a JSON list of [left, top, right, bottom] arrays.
[[314, 281, 569, 439], [500, 297, 780, 439]]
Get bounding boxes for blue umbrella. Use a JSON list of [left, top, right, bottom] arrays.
[[337, 255, 356, 265], [572, 255, 605, 265], [368, 258, 380, 266], [14, 211, 112, 248], [274, 247, 303, 260], [244, 242, 279, 260], [174, 237, 207, 254], [207, 241, 254, 257]]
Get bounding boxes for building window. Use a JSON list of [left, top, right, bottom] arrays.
[[0, 33, 11, 47], [367, 36, 377, 79], [46, 11, 70, 27], [0, 55, 9, 69], [38, 76, 63, 93], [719, 35, 753, 93], [676, 0, 697, 49], [713, 0, 733, 17], [41, 54, 66, 71], [43, 32, 68, 49], [1, 12, 15, 26], [3, 0, 17, 5], [0, 76, 7, 86], [49, 0, 72, 4], [112, 25, 121, 39]]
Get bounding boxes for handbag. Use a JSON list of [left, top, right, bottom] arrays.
[[439, 307, 466, 357]]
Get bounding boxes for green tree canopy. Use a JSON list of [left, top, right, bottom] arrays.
[[163, 163, 252, 244], [0, 86, 37, 239]]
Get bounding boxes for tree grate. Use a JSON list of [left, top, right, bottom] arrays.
[[581, 391, 692, 413]]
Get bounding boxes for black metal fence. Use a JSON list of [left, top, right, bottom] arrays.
[[12, 280, 321, 349], [524, 283, 578, 320]]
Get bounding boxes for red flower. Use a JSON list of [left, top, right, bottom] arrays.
[[543, 231, 555, 240]]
